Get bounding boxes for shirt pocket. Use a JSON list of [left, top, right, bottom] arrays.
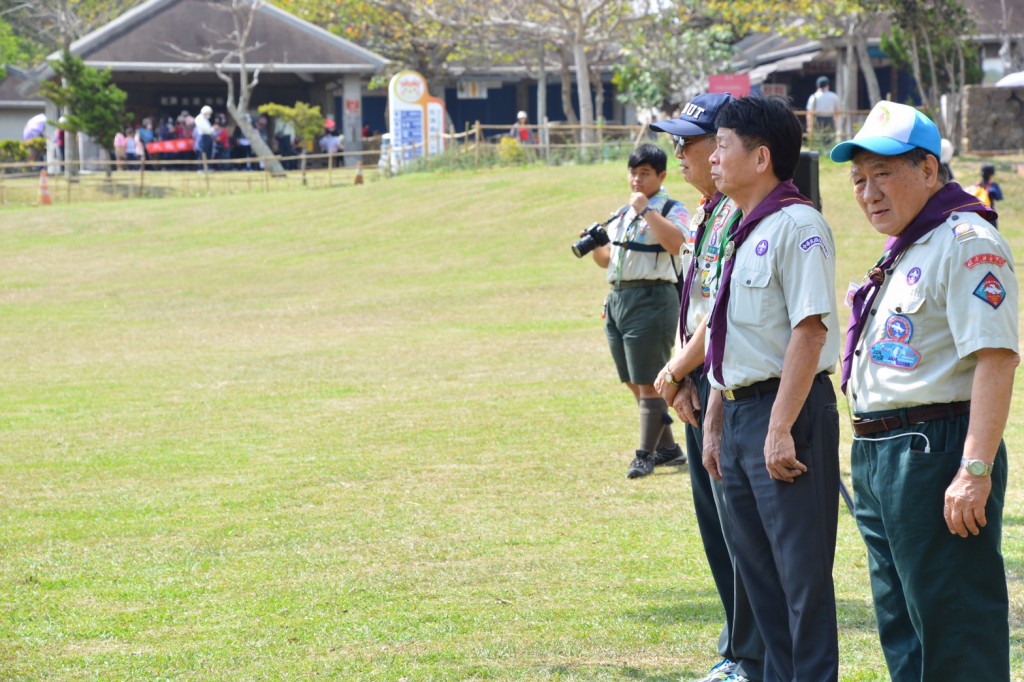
[[883, 287, 925, 318], [731, 265, 772, 326]]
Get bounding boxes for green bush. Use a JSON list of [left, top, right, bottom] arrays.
[[0, 139, 28, 164]]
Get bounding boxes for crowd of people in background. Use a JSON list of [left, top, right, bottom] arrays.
[[103, 108, 355, 172]]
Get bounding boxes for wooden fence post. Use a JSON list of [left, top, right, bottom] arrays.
[[474, 121, 482, 168]]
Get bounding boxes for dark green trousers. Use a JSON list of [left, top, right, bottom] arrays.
[[851, 414, 1009, 682]]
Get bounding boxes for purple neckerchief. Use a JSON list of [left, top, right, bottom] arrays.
[[706, 180, 814, 386], [678, 192, 725, 344], [840, 183, 997, 393]]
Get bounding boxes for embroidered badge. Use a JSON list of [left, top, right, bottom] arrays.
[[713, 205, 733, 231], [906, 267, 921, 285], [799, 235, 829, 258], [724, 241, 735, 261], [973, 272, 1006, 309], [965, 253, 1007, 269], [870, 314, 921, 370], [951, 223, 975, 240], [755, 239, 769, 256]]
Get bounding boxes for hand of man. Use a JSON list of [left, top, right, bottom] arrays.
[[944, 470, 991, 537], [671, 378, 701, 427], [703, 427, 723, 481], [654, 368, 679, 405], [629, 192, 649, 215], [763, 425, 807, 483]]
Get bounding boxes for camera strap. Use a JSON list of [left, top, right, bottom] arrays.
[[612, 199, 678, 253]]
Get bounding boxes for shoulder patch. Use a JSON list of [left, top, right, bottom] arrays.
[[973, 272, 1006, 309], [799, 235, 830, 258], [965, 253, 1007, 270], [951, 222, 976, 241]]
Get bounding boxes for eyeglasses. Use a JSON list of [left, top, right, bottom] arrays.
[[673, 134, 714, 150]]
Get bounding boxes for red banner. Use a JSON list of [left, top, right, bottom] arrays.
[[145, 138, 193, 154]]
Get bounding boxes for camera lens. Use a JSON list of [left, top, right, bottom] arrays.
[[572, 235, 595, 258]]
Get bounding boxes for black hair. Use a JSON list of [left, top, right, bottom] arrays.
[[714, 96, 803, 181], [981, 163, 996, 182], [629, 143, 667, 174], [900, 147, 949, 184]]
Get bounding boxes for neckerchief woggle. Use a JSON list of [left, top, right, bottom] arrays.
[[706, 180, 814, 386], [840, 182, 997, 393]]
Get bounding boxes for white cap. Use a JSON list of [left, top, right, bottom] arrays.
[[940, 138, 954, 164], [517, 111, 528, 119], [200, 105, 213, 116]]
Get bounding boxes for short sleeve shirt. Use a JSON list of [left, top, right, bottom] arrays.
[[807, 90, 840, 116], [848, 212, 1019, 412], [707, 203, 840, 390], [606, 190, 690, 284], [684, 197, 741, 337]]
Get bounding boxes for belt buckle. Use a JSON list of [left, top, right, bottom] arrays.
[[723, 388, 736, 401]]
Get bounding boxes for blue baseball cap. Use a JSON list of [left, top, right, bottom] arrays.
[[649, 93, 734, 137], [830, 101, 942, 162]]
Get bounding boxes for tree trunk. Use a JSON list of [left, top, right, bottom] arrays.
[[572, 36, 595, 145], [855, 34, 882, 105], [559, 50, 579, 127]]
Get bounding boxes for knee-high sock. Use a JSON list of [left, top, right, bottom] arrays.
[[639, 397, 671, 453]]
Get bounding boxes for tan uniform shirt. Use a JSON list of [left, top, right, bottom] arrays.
[[707, 204, 840, 391], [849, 212, 1019, 412]]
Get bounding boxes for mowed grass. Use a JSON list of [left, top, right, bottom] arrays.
[[0, 155, 1022, 681]]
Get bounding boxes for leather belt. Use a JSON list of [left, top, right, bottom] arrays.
[[722, 377, 781, 401], [851, 401, 971, 436], [611, 279, 672, 290]]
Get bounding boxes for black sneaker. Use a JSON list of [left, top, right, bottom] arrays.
[[626, 451, 654, 479], [652, 444, 687, 467]]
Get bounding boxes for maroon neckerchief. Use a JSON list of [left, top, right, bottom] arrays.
[[678, 192, 725, 344], [706, 180, 814, 386], [840, 183, 997, 393]]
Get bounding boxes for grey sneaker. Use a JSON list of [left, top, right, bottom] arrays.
[[694, 659, 737, 682], [652, 443, 687, 467], [626, 450, 654, 479]]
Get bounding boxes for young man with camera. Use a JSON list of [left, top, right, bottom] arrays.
[[581, 143, 691, 479]]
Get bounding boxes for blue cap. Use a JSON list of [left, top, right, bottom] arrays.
[[830, 101, 942, 162], [649, 93, 734, 137]]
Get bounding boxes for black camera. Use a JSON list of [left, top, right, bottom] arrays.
[[572, 223, 611, 258]]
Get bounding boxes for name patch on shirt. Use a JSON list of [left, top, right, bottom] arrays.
[[965, 253, 1007, 269], [870, 314, 921, 370], [973, 272, 1006, 309], [799, 235, 830, 258]]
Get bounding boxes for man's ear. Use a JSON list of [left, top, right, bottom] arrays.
[[921, 154, 941, 189], [658, 170, 668, 183], [755, 145, 772, 175]]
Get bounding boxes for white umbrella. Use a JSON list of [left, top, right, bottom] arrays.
[[995, 70, 1024, 87], [22, 113, 47, 140]]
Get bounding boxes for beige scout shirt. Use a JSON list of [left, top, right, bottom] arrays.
[[707, 203, 840, 391], [849, 212, 1019, 413], [606, 191, 690, 284], [684, 197, 741, 337]]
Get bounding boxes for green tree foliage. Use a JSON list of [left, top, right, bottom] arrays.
[[613, 2, 734, 114], [37, 47, 129, 152], [257, 100, 324, 148]]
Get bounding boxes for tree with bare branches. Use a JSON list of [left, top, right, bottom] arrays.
[[165, 0, 285, 175]]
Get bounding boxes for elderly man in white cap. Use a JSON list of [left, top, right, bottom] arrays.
[[194, 105, 215, 165], [832, 101, 1018, 682]]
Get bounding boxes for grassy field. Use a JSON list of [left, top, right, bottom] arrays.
[[0, 154, 1021, 681]]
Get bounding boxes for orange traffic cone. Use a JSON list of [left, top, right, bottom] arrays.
[[38, 169, 52, 205], [354, 161, 364, 185]]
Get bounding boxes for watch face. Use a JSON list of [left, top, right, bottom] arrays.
[[967, 460, 990, 476]]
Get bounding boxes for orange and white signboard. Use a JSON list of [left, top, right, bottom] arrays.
[[388, 70, 446, 162]]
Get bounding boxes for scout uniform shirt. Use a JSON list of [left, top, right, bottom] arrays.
[[848, 212, 1018, 413], [684, 197, 741, 337], [706, 203, 840, 391], [605, 189, 690, 285]]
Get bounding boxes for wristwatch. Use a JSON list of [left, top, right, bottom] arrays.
[[960, 457, 993, 477], [663, 365, 681, 386]]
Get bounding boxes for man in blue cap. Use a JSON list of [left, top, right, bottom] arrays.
[[651, 93, 764, 682], [832, 101, 1018, 681]]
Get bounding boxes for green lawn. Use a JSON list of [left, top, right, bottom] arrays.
[[1, 156, 1021, 680]]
